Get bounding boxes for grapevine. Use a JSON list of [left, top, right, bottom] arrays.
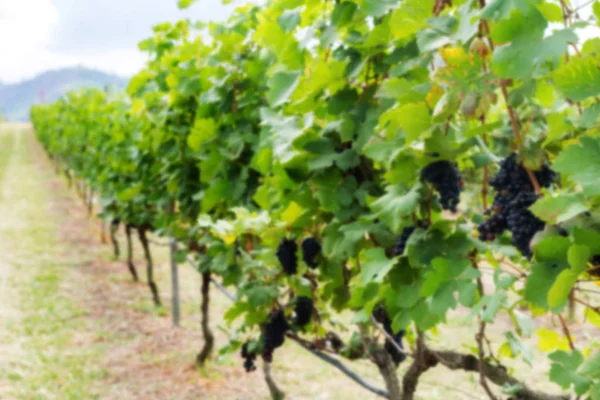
[[29, 1, 600, 399]]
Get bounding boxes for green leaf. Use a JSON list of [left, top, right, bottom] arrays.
[[493, 29, 577, 80], [482, 291, 507, 323], [370, 183, 424, 232], [549, 350, 592, 394], [421, 257, 451, 297], [281, 201, 305, 225], [594, 1, 600, 26], [332, 2, 357, 27], [573, 227, 600, 254], [536, 3, 565, 22], [533, 236, 571, 262], [267, 71, 302, 107], [548, 245, 591, 308], [525, 262, 565, 308], [187, 118, 217, 150], [278, 10, 301, 32], [554, 137, 600, 196], [361, 0, 396, 17], [390, 0, 435, 41], [578, 351, 600, 380], [530, 193, 589, 224], [177, 0, 198, 9], [360, 248, 397, 284], [577, 102, 600, 129], [380, 102, 431, 144], [591, 382, 600, 400], [553, 56, 600, 101]]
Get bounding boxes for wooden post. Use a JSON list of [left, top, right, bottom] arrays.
[[170, 239, 181, 327]]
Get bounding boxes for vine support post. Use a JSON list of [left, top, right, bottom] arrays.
[[137, 226, 162, 307], [87, 187, 94, 216], [100, 219, 108, 244], [196, 271, 214, 366], [170, 239, 181, 328], [263, 360, 285, 400], [109, 219, 120, 259], [125, 224, 139, 282]]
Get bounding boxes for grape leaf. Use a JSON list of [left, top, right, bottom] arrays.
[[361, 248, 397, 284], [547, 245, 591, 308], [267, 71, 302, 107], [530, 193, 589, 224], [553, 56, 600, 101], [553, 137, 600, 196]]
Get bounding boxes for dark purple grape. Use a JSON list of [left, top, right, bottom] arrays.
[[301, 238, 321, 269], [421, 161, 463, 212], [241, 341, 257, 373], [276, 238, 298, 275], [294, 296, 313, 326], [478, 153, 555, 258], [262, 309, 290, 362]]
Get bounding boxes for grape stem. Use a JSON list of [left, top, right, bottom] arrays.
[[471, 253, 499, 400], [370, 315, 414, 358], [557, 314, 576, 351]]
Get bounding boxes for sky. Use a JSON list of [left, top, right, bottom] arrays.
[[0, 0, 597, 84], [0, 0, 238, 84]]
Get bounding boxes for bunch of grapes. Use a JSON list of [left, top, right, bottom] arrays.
[[276, 238, 298, 275], [394, 226, 416, 256], [293, 296, 313, 326], [372, 306, 406, 365], [262, 309, 290, 362], [301, 237, 321, 269], [241, 341, 257, 373], [478, 154, 556, 258], [421, 161, 463, 212]]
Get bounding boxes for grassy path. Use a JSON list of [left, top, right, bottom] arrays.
[[0, 125, 103, 399]]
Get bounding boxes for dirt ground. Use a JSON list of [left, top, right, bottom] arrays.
[[0, 124, 589, 400]]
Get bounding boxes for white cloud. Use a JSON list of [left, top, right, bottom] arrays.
[[0, 0, 237, 84], [0, 0, 60, 82]]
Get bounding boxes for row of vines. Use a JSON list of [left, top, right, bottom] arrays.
[[30, 0, 600, 399]]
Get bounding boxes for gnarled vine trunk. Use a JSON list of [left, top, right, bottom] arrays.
[[125, 224, 139, 281], [137, 227, 161, 306], [373, 349, 402, 400], [109, 219, 120, 259], [196, 271, 214, 366], [263, 360, 285, 400]]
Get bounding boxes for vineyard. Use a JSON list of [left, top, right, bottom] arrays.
[[5, 0, 600, 399]]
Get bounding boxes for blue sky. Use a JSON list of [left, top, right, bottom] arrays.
[[0, 0, 238, 83]]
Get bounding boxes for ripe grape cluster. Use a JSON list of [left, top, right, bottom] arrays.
[[294, 296, 313, 326], [241, 341, 257, 372], [478, 154, 556, 258], [276, 238, 298, 275], [262, 309, 290, 362], [421, 161, 463, 212], [301, 238, 321, 269], [372, 306, 406, 365], [277, 237, 322, 274]]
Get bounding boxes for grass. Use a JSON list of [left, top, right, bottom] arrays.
[[0, 124, 105, 400]]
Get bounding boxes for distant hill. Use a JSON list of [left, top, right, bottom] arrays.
[[0, 67, 129, 121]]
